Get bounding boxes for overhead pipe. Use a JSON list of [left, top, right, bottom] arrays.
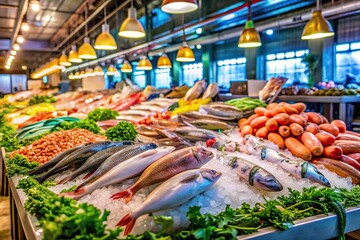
[[65, 0, 360, 72]]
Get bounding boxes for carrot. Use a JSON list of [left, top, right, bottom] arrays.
[[266, 103, 278, 110], [299, 112, 308, 122], [289, 114, 307, 126], [319, 123, 339, 137], [256, 126, 269, 139], [334, 140, 360, 154], [319, 114, 329, 124], [241, 125, 253, 137], [272, 113, 290, 125], [285, 137, 312, 161], [254, 107, 267, 116], [240, 114, 257, 130], [238, 118, 247, 129], [323, 145, 342, 160], [289, 123, 304, 136], [315, 131, 336, 146], [305, 123, 320, 134], [278, 126, 291, 138], [306, 112, 322, 125], [250, 116, 269, 129], [265, 118, 278, 131], [291, 103, 306, 113], [301, 132, 323, 156], [331, 120, 346, 133], [341, 155, 360, 171], [283, 104, 298, 115], [336, 133, 360, 142], [267, 132, 285, 149], [347, 153, 360, 163], [268, 106, 286, 117]]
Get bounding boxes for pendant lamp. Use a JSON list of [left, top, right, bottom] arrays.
[[79, 70, 86, 78], [161, 0, 198, 14], [121, 60, 133, 73], [301, 0, 334, 40], [94, 65, 104, 75], [85, 67, 95, 77], [68, 45, 83, 63], [68, 72, 75, 80], [79, 37, 97, 59], [118, 0, 145, 38], [74, 71, 80, 79], [238, 2, 261, 48], [176, 16, 195, 62], [158, 53, 172, 68], [95, 8, 117, 50], [59, 51, 71, 67], [107, 64, 118, 75], [137, 56, 153, 70]]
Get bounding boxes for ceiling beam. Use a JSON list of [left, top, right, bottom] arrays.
[[9, 0, 28, 52]]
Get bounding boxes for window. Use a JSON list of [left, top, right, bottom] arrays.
[[0, 74, 27, 93], [182, 63, 203, 86], [266, 50, 308, 85], [133, 71, 146, 88], [154, 68, 171, 88], [216, 58, 246, 89], [335, 42, 360, 83]]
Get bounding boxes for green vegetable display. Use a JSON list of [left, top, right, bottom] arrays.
[[105, 121, 137, 141], [5, 154, 38, 177], [225, 98, 267, 111], [60, 185, 77, 193], [0, 124, 21, 152], [29, 95, 57, 105], [86, 108, 119, 122], [54, 119, 101, 134], [17, 177, 122, 240]]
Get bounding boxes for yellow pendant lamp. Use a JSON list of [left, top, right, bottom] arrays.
[[118, 0, 145, 39], [95, 24, 117, 50], [107, 64, 118, 75], [238, 3, 261, 48], [74, 71, 80, 79], [157, 53, 172, 68], [59, 50, 71, 67], [68, 45, 83, 63], [161, 0, 198, 14], [79, 70, 86, 78], [68, 72, 75, 80], [79, 37, 97, 59], [137, 56, 153, 70], [301, 0, 334, 40], [121, 60, 133, 73], [85, 67, 95, 77], [177, 16, 195, 62], [94, 65, 104, 75]]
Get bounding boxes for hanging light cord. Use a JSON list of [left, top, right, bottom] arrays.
[[182, 14, 186, 43], [85, 7, 88, 37], [316, 0, 320, 10], [104, 7, 107, 24], [247, 0, 252, 21], [131, 0, 133, 8]]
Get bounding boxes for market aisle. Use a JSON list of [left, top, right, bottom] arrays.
[[0, 197, 11, 240]]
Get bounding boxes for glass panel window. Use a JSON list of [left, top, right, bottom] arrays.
[[11, 74, 27, 92], [216, 57, 246, 89], [0, 74, 11, 93], [133, 71, 146, 88], [335, 42, 360, 83], [182, 63, 203, 86], [154, 68, 171, 88], [266, 50, 308, 85]]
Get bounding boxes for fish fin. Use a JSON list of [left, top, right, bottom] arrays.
[[83, 170, 95, 179], [116, 213, 136, 236], [110, 189, 134, 203], [180, 173, 200, 183], [60, 188, 86, 200]]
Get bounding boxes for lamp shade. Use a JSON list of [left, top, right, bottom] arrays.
[[74, 71, 80, 79], [59, 51, 71, 67], [161, 0, 198, 14], [95, 24, 117, 50], [85, 67, 95, 77], [107, 64, 118, 75], [121, 60, 133, 73], [301, 9, 334, 40], [68, 73, 75, 80], [176, 43, 195, 62], [94, 65, 104, 75], [137, 56, 153, 70], [79, 37, 97, 59], [238, 20, 261, 48], [157, 53, 172, 68], [118, 7, 145, 38], [79, 70, 86, 78], [68, 45, 83, 63]]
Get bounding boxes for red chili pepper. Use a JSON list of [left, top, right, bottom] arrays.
[[206, 138, 217, 147]]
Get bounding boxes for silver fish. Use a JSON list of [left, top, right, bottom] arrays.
[[180, 111, 234, 121], [202, 82, 219, 99], [76, 143, 158, 190], [171, 127, 222, 142], [245, 136, 331, 187], [115, 115, 144, 122], [65, 147, 175, 200], [229, 156, 283, 192], [57, 142, 133, 184], [184, 80, 206, 101], [117, 168, 222, 235], [200, 104, 241, 119], [180, 115, 232, 131]]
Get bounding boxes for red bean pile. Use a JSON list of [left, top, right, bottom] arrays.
[[10, 129, 106, 164]]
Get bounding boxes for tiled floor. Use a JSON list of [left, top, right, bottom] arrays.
[[0, 197, 11, 240]]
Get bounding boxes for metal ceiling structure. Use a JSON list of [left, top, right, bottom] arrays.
[[0, 0, 359, 74]]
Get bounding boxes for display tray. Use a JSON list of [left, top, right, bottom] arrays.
[[2, 151, 360, 240]]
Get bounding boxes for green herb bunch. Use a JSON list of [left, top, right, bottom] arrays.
[[29, 95, 57, 105], [105, 121, 137, 141], [86, 108, 119, 122], [5, 154, 38, 177]]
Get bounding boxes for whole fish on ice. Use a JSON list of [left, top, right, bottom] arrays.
[[117, 168, 222, 235], [202, 82, 219, 99]]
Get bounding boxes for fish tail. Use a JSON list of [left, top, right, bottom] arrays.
[[34, 173, 49, 184], [57, 175, 74, 185], [116, 213, 136, 236], [110, 189, 134, 203], [83, 170, 95, 179], [61, 187, 86, 200]]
